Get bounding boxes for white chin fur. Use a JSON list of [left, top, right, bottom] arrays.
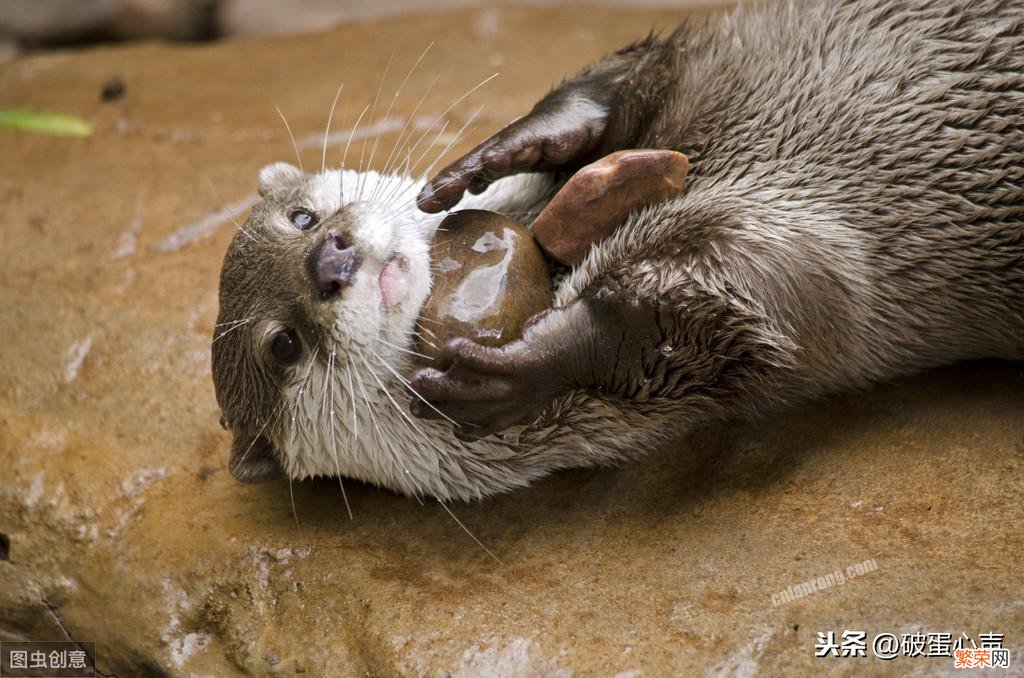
[[270, 170, 554, 499], [272, 168, 447, 494]]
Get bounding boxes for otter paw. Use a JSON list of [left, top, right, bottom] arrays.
[[416, 97, 608, 213], [408, 337, 558, 439]]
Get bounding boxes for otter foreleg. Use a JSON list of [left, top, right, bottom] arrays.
[[416, 35, 673, 213], [408, 297, 665, 439], [410, 200, 815, 440]]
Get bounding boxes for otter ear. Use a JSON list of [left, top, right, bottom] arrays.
[[258, 162, 304, 197], [229, 434, 283, 484]]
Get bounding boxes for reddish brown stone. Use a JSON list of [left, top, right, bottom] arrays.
[[531, 148, 689, 265]]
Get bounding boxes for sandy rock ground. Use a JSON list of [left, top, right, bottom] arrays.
[[0, 5, 1022, 676]]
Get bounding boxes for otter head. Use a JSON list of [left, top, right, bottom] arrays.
[[211, 162, 440, 487]]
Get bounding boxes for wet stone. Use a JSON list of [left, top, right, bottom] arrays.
[[532, 148, 690, 265], [418, 210, 552, 362]]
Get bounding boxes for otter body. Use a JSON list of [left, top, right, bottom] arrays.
[[213, 0, 1024, 500]]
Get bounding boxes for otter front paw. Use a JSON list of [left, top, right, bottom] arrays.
[[416, 95, 609, 213], [408, 336, 563, 439]]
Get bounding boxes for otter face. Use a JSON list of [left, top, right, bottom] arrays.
[[211, 162, 441, 486]]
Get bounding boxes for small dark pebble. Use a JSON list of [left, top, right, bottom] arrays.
[[0, 533, 10, 561], [101, 75, 125, 102], [197, 466, 217, 480]]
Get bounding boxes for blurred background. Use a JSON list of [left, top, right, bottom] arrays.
[[0, 0, 721, 58]]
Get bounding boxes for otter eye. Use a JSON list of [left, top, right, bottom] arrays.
[[269, 328, 302, 365], [288, 208, 318, 230]]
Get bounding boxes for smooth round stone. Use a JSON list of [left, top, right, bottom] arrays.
[[531, 148, 689, 265], [418, 209, 553, 363]]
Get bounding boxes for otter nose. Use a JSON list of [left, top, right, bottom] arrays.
[[313, 233, 362, 301]]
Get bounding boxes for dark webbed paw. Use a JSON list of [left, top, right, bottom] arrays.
[[409, 336, 561, 440], [410, 298, 663, 439], [416, 95, 609, 213], [417, 35, 673, 213]]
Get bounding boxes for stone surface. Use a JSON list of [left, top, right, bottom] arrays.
[[0, 4, 1022, 677], [533, 149, 689, 265], [418, 210, 552, 364]]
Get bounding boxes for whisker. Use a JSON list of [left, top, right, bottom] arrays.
[[378, 116, 454, 212], [357, 52, 394, 200], [284, 342, 326, 535], [345, 361, 359, 439], [415, 105, 485, 183], [381, 73, 440, 178], [368, 348, 459, 427], [204, 175, 262, 244], [438, 500, 502, 564], [366, 355, 432, 436], [378, 337, 432, 361], [397, 120, 449, 191], [322, 83, 345, 174], [367, 43, 433, 203], [288, 476, 302, 535], [401, 71, 499, 176], [350, 354, 415, 496], [378, 147, 434, 210], [211, 318, 252, 344], [274, 105, 304, 173], [411, 329, 439, 351], [380, 103, 480, 215], [234, 395, 286, 474], [366, 357, 428, 502], [340, 104, 371, 202], [214, 316, 254, 328], [297, 344, 322, 432], [415, 315, 445, 326], [325, 349, 354, 520]]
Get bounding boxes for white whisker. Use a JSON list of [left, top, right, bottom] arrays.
[[322, 83, 345, 174], [274, 105, 304, 173], [439, 500, 502, 565], [211, 318, 252, 344], [401, 71, 498, 175], [366, 355, 431, 436], [381, 73, 440, 178], [204, 175, 263, 244], [368, 347, 459, 427], [214, 316, 253, 328], [288, 476, 302, 534], [349, 354, 414, 495], [324, 349, 354, 520], [340, 104, 371, 202], [378, 337, 432, 361], [367, 43, 433, 204], [345, 361, 359, 439], [357, 52, 394, 200], [416, 105, 485, 183]]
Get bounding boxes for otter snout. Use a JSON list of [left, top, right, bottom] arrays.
[[312, 232, 362, 301]]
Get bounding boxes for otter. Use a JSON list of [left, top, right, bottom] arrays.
[[212, 0, 1024, 501]]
